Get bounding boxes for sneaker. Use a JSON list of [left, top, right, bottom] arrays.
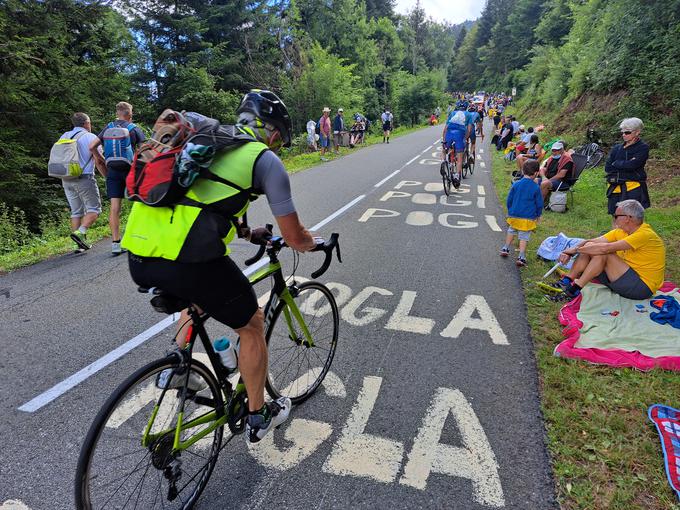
[[545, 289, 580, 303], [499, 247, 510, 257], [549, 276, 572, 291], [246, 397, 292, 443], [452, 177, 461, 189], [516, 256, 527, 267], [111, 241, 125, 256], [70, 231, 90, 250], [320, 157, 328, 162], [156, 368, 207, 392], [73, 247, 86, 254]]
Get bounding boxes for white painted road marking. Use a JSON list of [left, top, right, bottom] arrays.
[[477, 197, 486, 208], [477, 185, 486, 196], [485, 215, 503, 232], [400, 388, 505, 507], [1, 501, 31, 510], [479, 161, 486, 168], [323, 376, 404, 482], [440, 295, 509, 345]]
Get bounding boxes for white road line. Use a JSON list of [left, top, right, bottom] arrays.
[[18, 315, 177, 413], [477, 185, 486, 196], [479, 161, 486, 168], [477, 197, 486, 209], [374, 145, 432, 188], [311, 195, 365, 231], [374, 170, 401, 188], [18, 195, 368, 413], [479, 149, 484, 154]]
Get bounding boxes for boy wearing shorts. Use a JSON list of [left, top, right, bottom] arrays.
[[500, 159, 543, 266]]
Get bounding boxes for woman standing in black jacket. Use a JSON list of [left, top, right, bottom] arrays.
[[605, 117, 650, 215]]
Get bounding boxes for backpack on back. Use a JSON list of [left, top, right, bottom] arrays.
[[48, 129, 91, 179], [102, 122, 136, 166], [125, 110, 257, 207]]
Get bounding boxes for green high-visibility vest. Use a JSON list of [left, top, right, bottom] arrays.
[[122, 141, 268, 262]]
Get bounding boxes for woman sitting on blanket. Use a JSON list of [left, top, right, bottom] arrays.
[[549, 199, 666, 302]]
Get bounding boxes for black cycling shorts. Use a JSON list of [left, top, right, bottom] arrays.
[[128, 254, 258, 330]]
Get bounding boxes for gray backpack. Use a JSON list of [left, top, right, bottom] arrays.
[[48, 129, 91, 179]]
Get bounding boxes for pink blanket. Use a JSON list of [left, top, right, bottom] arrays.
[[555, 282, 680, 371]]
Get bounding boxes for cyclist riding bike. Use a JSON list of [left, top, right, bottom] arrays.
[[121, 89, 318, 444], [441, 104, 467, 188], [465, 104, 481, 158]]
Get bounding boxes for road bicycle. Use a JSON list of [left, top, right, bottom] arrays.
[[568, 129, 605, 169], [75, 228, 341, 509], [440, 142, 460, 196], [572, 141, 605, 169], [462, 137, 475, 177]]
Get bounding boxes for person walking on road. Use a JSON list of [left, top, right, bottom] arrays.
[[56, 112, 103, 252], [319, 107, 331, 161], [89, 101, 146, 255], [381, 108, 393, 143]]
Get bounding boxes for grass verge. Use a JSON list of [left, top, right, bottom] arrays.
[[0, 123, 429, 273], [491, 136, 680, 509]]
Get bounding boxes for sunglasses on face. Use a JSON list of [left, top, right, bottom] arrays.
[[614, 214, 630, 219], [621, 131, 633, 135]]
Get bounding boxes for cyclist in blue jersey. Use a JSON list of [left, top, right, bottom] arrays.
[[465, 105, 481, 158], [441, 105, 467, 188]]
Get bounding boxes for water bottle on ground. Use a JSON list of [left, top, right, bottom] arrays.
[[213, 337, 239, 373]]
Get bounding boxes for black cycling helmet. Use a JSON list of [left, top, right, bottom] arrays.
[[236, 89, 292, 148]]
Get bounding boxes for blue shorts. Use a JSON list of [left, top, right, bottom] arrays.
[[444, 132, 465, 154], [106, 161, 130, 199], [468, 129, 476, 142], [319, 135, 329, 148]]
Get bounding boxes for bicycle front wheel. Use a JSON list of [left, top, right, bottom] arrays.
[[75, 357, 224, 510], [266, 281, 339, 404]]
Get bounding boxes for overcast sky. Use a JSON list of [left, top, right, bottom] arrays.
[[394, 0, 484, 25]]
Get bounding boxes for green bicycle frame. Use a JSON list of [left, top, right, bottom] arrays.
[[141, 256, 314, 452]]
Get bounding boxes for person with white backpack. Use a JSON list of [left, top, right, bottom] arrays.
[[89, 101, 146, 255], [49, 112, 102, 253]]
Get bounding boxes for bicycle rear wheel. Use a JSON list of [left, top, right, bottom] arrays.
[[75, 357, 224, 510], [468, 149, 475, 175], [266, 281, 339, 404], [442, 161, 451, 196], [461, 152, 468, 179], [587, 149, 604, 168]]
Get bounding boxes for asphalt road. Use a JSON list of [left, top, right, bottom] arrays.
[[0, 121, 556, 509]]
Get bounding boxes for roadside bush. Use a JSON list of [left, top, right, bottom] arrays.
[[0, 203, 33, 254]]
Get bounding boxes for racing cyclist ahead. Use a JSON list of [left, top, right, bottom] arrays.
[[121, 90, 319, 444], [465, 104, 481, 162], [441, 102, 468, 188]]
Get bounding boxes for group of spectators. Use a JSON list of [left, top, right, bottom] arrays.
[[55, 102, 145, 256], [501, 114, 665, 307], [308, 107, 394, 161]]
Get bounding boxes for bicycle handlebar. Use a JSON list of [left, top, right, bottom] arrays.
[[243, 224, 341, 279]]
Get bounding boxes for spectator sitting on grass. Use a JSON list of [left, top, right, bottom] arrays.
[[549, 199, 666, 302], [516, 134, 544, 171]]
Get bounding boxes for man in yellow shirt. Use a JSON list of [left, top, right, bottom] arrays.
[[550, 199, 665, 301]]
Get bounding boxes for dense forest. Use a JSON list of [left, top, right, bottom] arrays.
[[0, 0, 469, 235], [449, 0, 680, 155], [2, 0, 679, 245]]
